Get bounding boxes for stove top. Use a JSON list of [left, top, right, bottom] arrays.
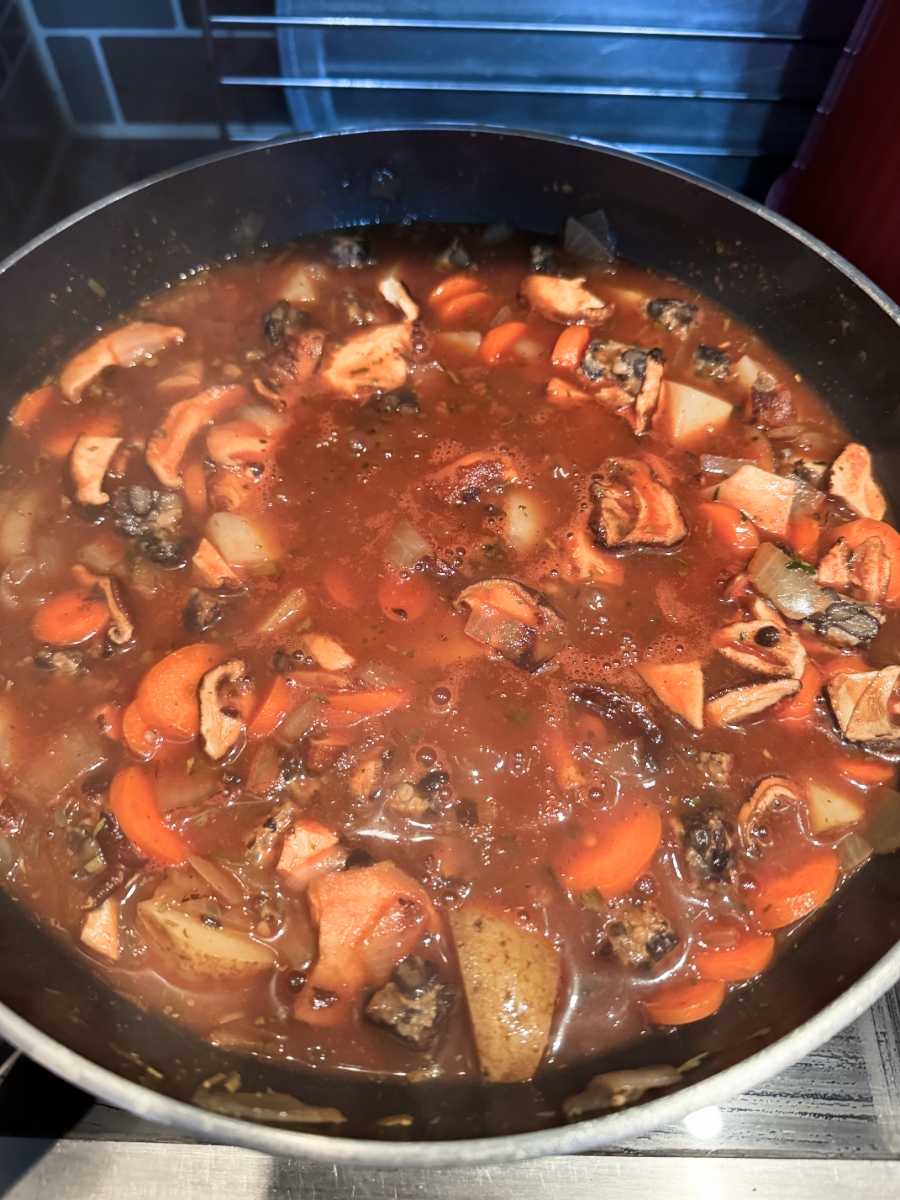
[[3, 985, 900, 1198]]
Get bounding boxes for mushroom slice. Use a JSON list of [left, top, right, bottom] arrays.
[[147, 384, 245, 489], [430, 450, 518, 504], [454, 577, 564, 672], [829, 443, 886, 520], [738, 776, 802, 847], [646, 298, 697, 335], [520, 275, 610, 325], [255, 329, 326, 406], [589, 457, 687, 549], [705, 678, 800, 727], [711, 619, 806, 679], [192, 537, 241, 590], [377, 277, 419, 322], [69, 434, 123, 506], [199, 657, 248, 760], [321, 323, 412, 399], [59, 321, 185, 402], [819, 536, 890, 606], [827, 667, 900, 743], [71, 563, 133, 645]]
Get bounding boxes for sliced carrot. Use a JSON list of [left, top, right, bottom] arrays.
[[478, 321, 529, 365], [551, 325, 591, 370], [40, 415, 121, 462], [830, 518, 900, 603], [437, 291, 493, 324], [753, 849, 839, 931], [377, 570, 433, 622], [546, 376, 591, 406], [247, 675, 296, 739], [834, 753, 896, 786], [643, 978, 726, 1026], [787, 514, 821, 564], [135, 643, 227, 742], [327, 688, 410, 717], [694, 930, 775, 982], [817, 653, 871, 683], [109, 764, 188, 865], [428, 273, 481, 306], [181, 460, 209, 525], [323, 565, 363, 610], [91, 702, 124, 742], [695, 501, 759, 558], [122, 701, 161, 761], [10, 385, 58, 431], [557, 804, 662, 898], [636, 660, 704, 730], [31, 591, 110, 646], [774, 662, 821, 722]]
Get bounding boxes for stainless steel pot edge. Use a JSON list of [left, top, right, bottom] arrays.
[[2, 125, 900, 1165]]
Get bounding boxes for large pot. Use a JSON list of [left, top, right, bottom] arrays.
[[1, 128, 900, 1167]]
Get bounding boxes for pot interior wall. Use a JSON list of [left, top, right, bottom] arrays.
[[1, 129, 900, 1144]]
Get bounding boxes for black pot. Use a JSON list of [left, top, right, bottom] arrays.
[[2, 128, 899, 1166]]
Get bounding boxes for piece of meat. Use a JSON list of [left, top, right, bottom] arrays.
[[80, 897, 120, 961], [365, 954, 455, 1050], [321, 323, 412, 399], [693, 345, 731, 379], [377, 277, 420, 322], [59, 322, 184, 402], [748, 379, 795, 429], [738, 776, 802, 848], [111, 484, 186, 566], [192, 537, 241, 590], [682, 749, 734, 786], [604, 900, 679, 968], [711, 619, 806, 679], [566, 526, 626, 586], [70, 564, 133, 645], [430, 450, 518, 504], [254, 329, 325, 406], [580, 342, 666, 433], [146, 384, 244, 489], [331, 234, 371, 268], [589, 457, 687, 549], [520, 275, 610, 325], [245, 799, 297, 868], [827, 667, 900, 743], [677, 807, 735, 885], [829, 443, 887, 520], [68, 434, 123, 507], [454, 577, 565, 672], [296, 634, 355, 672], [647, 298, 697, 335], [546, 376, 591, 406], [705, 677, 801, 726], [349, 746, 387, 803], [570, 684, 663, 744], [199, 658, 249, 761], [262, 300, 314, 347], [803, 598, 884, 647], [819, 536, 890, 605], [183, 589, 224, 633]]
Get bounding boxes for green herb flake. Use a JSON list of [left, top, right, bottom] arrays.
[[581, 887, 604, 911], [512, 710, 531, 725]]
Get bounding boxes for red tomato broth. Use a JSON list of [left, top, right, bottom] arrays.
[[0, 224, 895, 1083]]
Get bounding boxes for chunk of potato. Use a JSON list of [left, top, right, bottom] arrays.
[[138, 897, 276, 981], [807, 781, 865, 834], [450, 904, 560, 1083], [654, 381, 733, 446]]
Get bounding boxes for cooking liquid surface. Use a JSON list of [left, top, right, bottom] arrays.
[[0, 225, 896, 1085]]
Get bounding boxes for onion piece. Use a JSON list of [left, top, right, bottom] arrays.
[[867, 789, 900, 854], [840, 832, 873, 871], [564, 208, 616, 264], [205, 512, 280, 568], [436, 331, 481, 357], [789, 476, 824, 517], [386, 523, 430, 571], [747, 542, 828, 620], [699, 455, 754, 477], [189, 855, 246, 906], [256, 587, 309, 634], [279, 697, 324, 742]]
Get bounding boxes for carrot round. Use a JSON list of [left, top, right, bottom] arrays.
[[109, 765, 188, 865], [10, 385, 58, 431], [122, 702, 161, 760], [247, 675, 296, 739], [557, 804, 662, 898], [834, 753, 896, 786], [643, 978, 726, 1026], [327, 687, 409, 717], [774, 662, 821, 722], [323, 565, 363, 610], [428, 273, 481, 306], [753, 850, 839, 931], [830, 518, 900, 603], [31, 591, 110, 646], [694, 930, 775, 982], [437, 291, 493, 324], [377, 570, 433, 622], [135, 643, 226, 742], [478, 321, 529, 365], [551, 325, 591, 370], [696, 501, 759, 558], [787, 514, 821, 564]]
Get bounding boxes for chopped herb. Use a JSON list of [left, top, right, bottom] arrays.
[[785, 555, 816, 575], [512, 710, 531, 725], [409, 730, 422, 741], [581, 887, 604, 911]]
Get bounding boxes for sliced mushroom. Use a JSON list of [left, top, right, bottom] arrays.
[[563, 1064, 683, 1117], [827, 667, 900, 743], [520, 275, 610, 325], [711, 619, 806, 679], [192, 537, 241, 590], [604, 900, 679, 968], [705, 677, 800, 727], [738, 776, 802, 847], [430, 450, 518, 504], [146, 384, 244, 489], [59, 322, 185, 402], [255, 329, 325, 406], [646, 298, 697, 335], [818, 536, 890, 605], [71, 563, 133, 645], [69, 434, 123, 506], [199, 657, 248, 761], [454, 577, 564, 672], [378, 277, 419, 322], [589, 457, 687, 549], [829, 442, 886, 520], [321, 323, 412, 399]]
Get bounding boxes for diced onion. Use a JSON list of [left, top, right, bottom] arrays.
[[279, 697, 324, 742], [206, 512, 279, 567], [189, 855, 246, 906], [0, 488, 40, 564], [840, 832, 874, 871], [436, 331, 481, 357], [0, 555, 36, 609], [504, 488, 545, 551], [734, 354, 763, 389], [700, 455, 754, 477], [385, 523, 431, 571], [747, 542, 827, 620], [867, 789, 900, 854], [256, 587, 309, 634], [236, 403, 286, 438]]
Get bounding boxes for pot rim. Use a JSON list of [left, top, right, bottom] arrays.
[[2, 124, 900, 1166]]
